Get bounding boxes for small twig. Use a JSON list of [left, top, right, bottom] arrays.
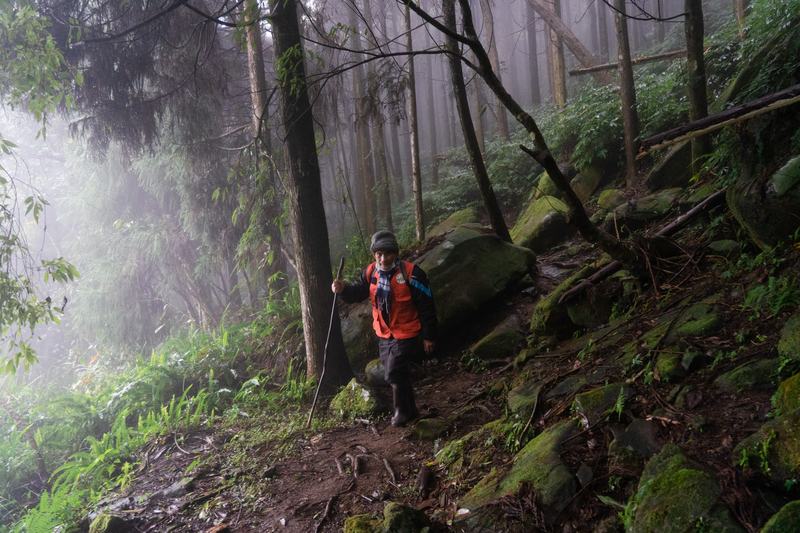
[[382, 458, 396, 484], [314, 495, 336, 533], [173, 433, 196, 455], [345, 454, 358, 478], [334, 456, 345, 476]]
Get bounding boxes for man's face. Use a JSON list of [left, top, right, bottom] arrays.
[[373, 250, 398, 271]]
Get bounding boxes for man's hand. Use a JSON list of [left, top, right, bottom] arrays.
[[332, 279, 344, 294], [423, 340, 435, 354]]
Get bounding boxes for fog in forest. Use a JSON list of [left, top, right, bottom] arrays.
[[0, 0, 733, 382]]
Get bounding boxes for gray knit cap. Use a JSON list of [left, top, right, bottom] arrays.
[[370, 230, 399, 253]]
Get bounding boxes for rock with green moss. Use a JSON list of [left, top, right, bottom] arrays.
[[507, 380, 543, 420], [365, 359, 388, 388], [510, 196, 575, 253], [656, 352, 685, 382], [604, 188, 688, 235], [761, 500, 800, 533], [775, 373, 800, 414], [89, 514, 128, 533], [410, 417, 454, 441], [708, 240, 741, 258], [598, 189, 626, 210], [733, 407, 800, 485], [343, 514, 381, 533], [728, 155, 800, 249], [429, 207, 481, 237], [381, 502, 431, 532], [417, 228, 536, 336], [778, 314, 800, 361], [570, 166, 603, 203], [608, 418, 661, 473], [459, 418, 579, 524], [530, 262, 606, 339], [534, 172, 563, 200], [468, 316, 522, 361], [573, 383, 634, 425], [627, 444, 745, 533], [341, 303, 379, 372], [546, 368, 607, 400], [329, 379, 387, 420], [714, 358, 782, 393], [435, 419, 511, 473], [645, 141, 692, 192]]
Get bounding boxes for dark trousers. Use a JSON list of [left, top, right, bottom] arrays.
[[378, 336, 421, 386]]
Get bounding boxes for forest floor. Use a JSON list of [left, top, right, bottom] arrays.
[[97, 224, 795, 533]]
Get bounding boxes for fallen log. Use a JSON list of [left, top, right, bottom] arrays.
[[639, 83, 800, 155], [569, 49, 689, 76], [558, 187, 728, 304]]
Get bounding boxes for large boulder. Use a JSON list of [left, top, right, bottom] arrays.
[[467, 315, 523, 361], [417, 227, 537, 335], [341, 303, 379, 372], [428, 206, 482, 237], [778, 313, 800, 361], [570, 165, 604, 203], [728, 156, 800, 249], [603, 188, 689, 236], [733, 407, 800, 485], [343, 503, 430, 533], [458, 418, 580, 525], [510, 196, 575, 253], [627, 444, 745, 533], [762, 500, 800, 533], [645, 141, 693, 192], [775, 373, 800, 414], [534, 171, 563, 200]]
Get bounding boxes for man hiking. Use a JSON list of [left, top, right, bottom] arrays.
[[332, 230, 437, 427]]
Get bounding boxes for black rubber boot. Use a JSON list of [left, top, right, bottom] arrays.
[[391, 382, 418, 427]]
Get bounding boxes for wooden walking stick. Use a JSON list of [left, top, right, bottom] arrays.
[[306, 257, 345, 428]]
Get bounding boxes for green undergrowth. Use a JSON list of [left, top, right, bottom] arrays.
[[0, 288, 317, 531]]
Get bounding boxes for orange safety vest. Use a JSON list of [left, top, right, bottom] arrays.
[[367, 261, 421, 339]]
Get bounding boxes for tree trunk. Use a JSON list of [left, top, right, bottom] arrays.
[[470, 56, 487, 154], [443, 0, 511, 243], [655, 0, 666, 43], [526, 1, 541, 106], [479, 0, 511, 140], [404, 4, 425, 242], [424, 45, 440, 183], [349, 7, 377, 235], [525, 0, 614, 87], [244, 0, 285, 295], [549, 0, 567, 109], [270, 0, 353, 389], [735, 0, 746, 41], [615, 0, 641, 186], [390, 120, 406, 203], [685, 0, 711, 176], [597, 0, 610, 63]]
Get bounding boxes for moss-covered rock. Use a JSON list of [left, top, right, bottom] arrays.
[[468, 315, 522, 361], [603, 188, 688, 235], [546, 368, 607, 400], [534, 172, 563, 200], [708, 240, 741, 259], [343, 514, 381, 533], [655, 352, 685, 382], [507, 380, 543, 420], [573, 383, 634, 425], [761, 500, 800, 533], [459, 418, 579, 524], [598, 189, 626, 210], [365, 358, 388, 388], [714, 358, 782, 393], [570, 166, 603, 203], [644, 141, 692, 192], [608, 419, 661, 473], [418, 228, 537, 335], [89, 514, 128, 533], [429, 207, 481, 237], [627, 444, 745, 533], [775, 373, 800, 414], [510, 196, 575, 253], [341, 303, 379, 372], [733, 407, 800, 485], [410, 417, 454, 441], [778, 314, 800, 361], [530, 261, 606, 339], [329, 379, 387, 420]]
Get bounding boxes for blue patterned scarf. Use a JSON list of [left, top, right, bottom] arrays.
[[375, 261, 399, 314]]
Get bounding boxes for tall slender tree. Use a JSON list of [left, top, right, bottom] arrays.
[[615, 0, 641, 186], [685, 0, 711, 176], [479, 0, 511, 139], [404, 3, 425, 242], [526, 2, 541, 106], [270, 0, 353, 388]]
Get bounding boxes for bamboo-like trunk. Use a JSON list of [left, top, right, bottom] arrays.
[[405, 4, 425, 242], [615, 0, 641, 186]]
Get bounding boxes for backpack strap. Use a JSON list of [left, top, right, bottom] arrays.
[[398, 261, 412, 289]]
